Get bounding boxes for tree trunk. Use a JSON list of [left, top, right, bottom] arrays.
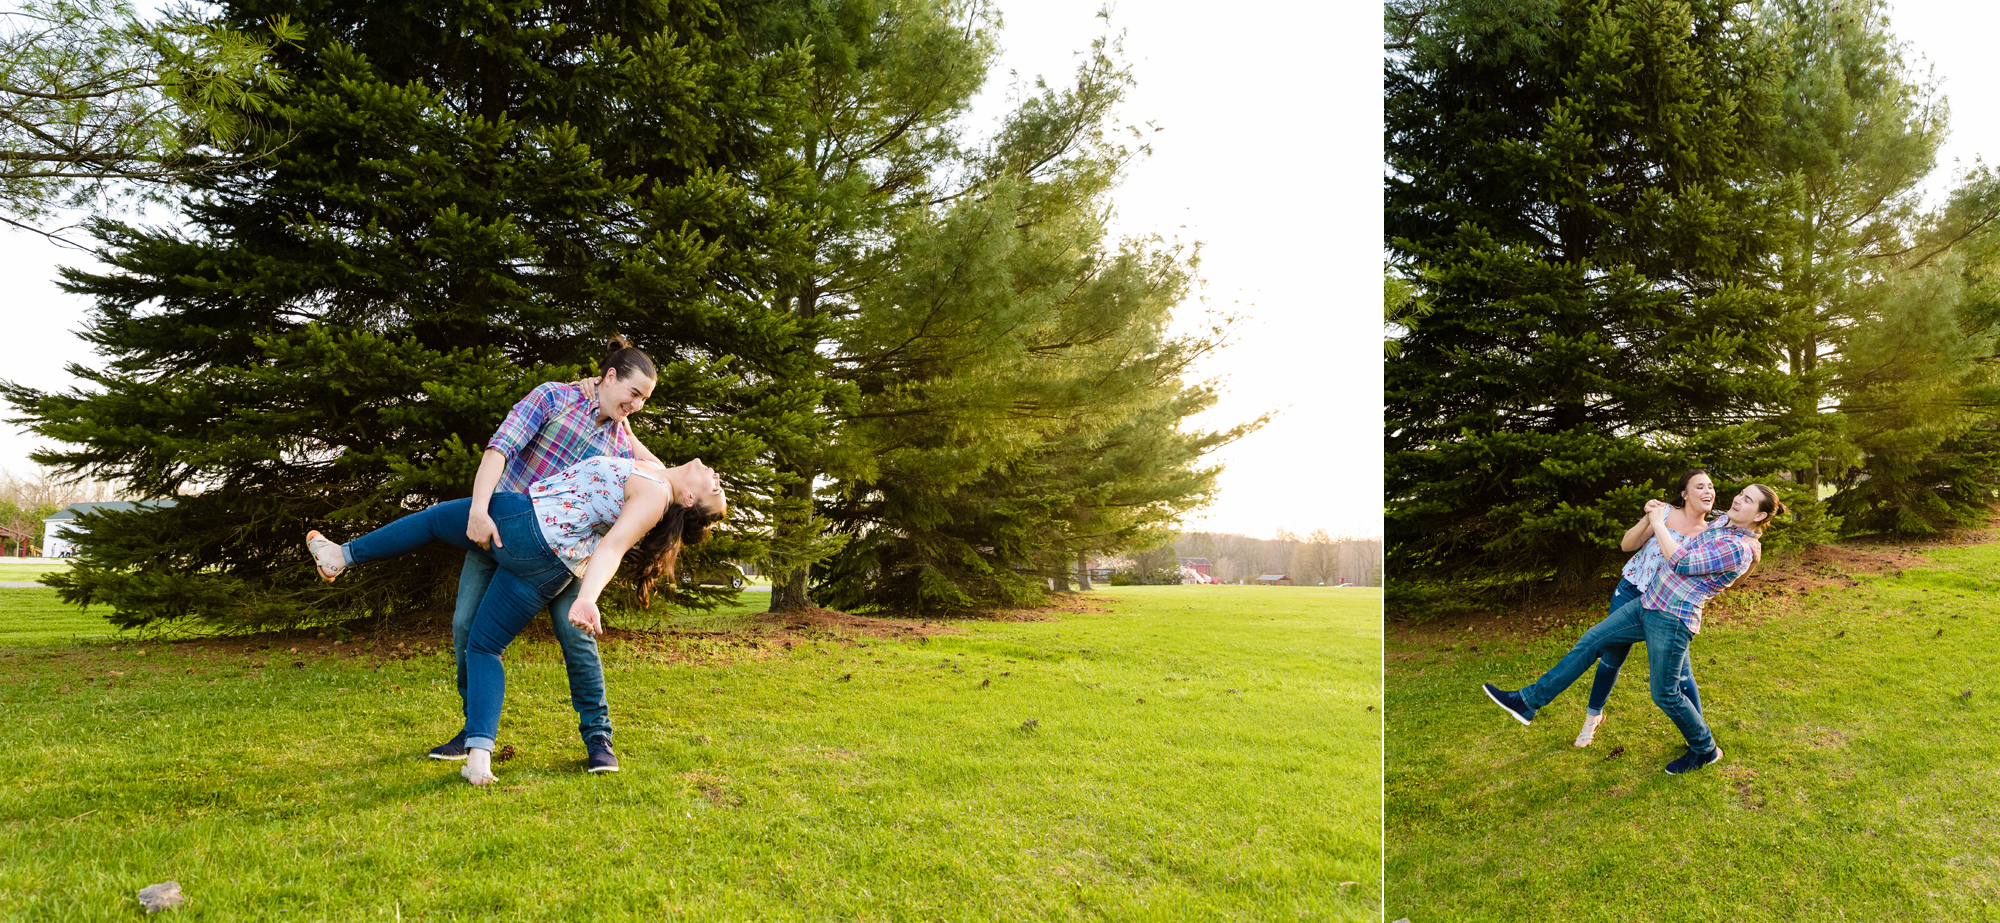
[[767, 475, 814, 613], [1075, 552, 1092, 590]]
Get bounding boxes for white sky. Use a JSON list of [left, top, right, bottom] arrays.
[[0, 1, 1384, 540]]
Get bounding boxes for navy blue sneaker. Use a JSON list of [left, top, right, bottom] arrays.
[[1664, 744, 1722, 775], [1482, 683, 1535, 725], [586, 734, 619, 773], [428, 731, 469, 761]]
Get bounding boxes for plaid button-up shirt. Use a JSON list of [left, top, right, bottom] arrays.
[[487, 382, 634, 493], [1638, 521, 1758, 634]]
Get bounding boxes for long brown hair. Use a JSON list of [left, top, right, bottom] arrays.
[[628, 500, 725, 607]]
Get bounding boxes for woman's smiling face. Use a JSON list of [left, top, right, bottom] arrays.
[[1681, 473, 1717, 513], [598, 368, 655, 422]]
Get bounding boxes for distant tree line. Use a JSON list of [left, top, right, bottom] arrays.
[[1139, 531, 1383, 587], [1387, 0, 2000, 609]]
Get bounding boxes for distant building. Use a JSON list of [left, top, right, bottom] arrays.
[[41, 500, 176, 557], [1255, 574, 1293, 586], [1177, 557, 1213, 580]]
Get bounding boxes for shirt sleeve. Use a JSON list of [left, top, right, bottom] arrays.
[[488, 383, 560, 456], [1669, 532, 1751, 577]]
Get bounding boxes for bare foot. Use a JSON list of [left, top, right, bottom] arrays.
[[461, 764, 497, 785]]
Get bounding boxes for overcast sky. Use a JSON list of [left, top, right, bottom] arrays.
[[0, 0, 1383, 540]]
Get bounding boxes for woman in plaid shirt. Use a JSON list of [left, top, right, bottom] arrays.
[[1482, 483, 1786, 775]]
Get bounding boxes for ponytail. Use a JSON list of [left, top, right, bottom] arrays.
[[601, 335, 656, 382]]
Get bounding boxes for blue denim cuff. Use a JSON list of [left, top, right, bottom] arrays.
[[465, 736, 495, 752]]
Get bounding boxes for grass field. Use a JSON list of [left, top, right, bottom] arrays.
[[0, 584, 1381, 921], [0, 559, 68, 583], [1387, 544, 2000, 922]]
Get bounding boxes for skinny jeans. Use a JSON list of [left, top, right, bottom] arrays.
[[1586, 578, 1702, 715], [1518, 598, 1714, 753], [452, 552, 609, 743], [344, 493, 574, 752]]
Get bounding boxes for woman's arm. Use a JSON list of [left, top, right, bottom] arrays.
[[465, 449, 509, 549], [564, 478, 669, 635], [1619, 514, 1654, 552], [1645, 500, 1684, 559]]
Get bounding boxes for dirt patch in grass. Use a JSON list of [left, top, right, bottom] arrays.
[[1721, 765, 1765, 809], [1391, 532, 1978, 647], [1707, 540, 1939, 626], [968, 592, 1108, 621], [736, 605, 963, 639], [54, 593, 1113, 665]]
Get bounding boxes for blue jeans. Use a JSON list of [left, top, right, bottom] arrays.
[[1518, 599, 1714, 753], [345, 493, 575, 752], [1586, 579, 1701, 715], [454, 551, 610, 743]]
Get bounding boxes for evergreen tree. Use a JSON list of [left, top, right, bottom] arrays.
[[1751, 0, 1941, 539], [1385, 0, 1804, 591], [740, 1, 1227, 612], [812, 167, 1238, 612], [0, 0, 303, 233], [0, 0, 809, 629], [1828, 170, 2000, 533]]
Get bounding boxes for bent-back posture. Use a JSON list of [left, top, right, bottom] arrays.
[[440, 336, 664, 771], [307, 454, 725, 784]]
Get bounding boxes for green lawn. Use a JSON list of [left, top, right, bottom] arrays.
[[0, 584, 1380, 920], [1388, 545, 2000, 921], [0, 589, 115, 643], [0, 559, 68, 583]]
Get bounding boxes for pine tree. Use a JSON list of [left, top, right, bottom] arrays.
[[1826, 167, 2000, 534], [1750, 0, 1943, 540], [737, 1, 1227, 612], [812, 167, 1239, 612], [1386, 0, 1803, 592], [1743, 0, 2000, 536], [0, 0, 809, 629]]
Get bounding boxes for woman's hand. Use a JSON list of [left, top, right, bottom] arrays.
[[575, 377, 599, 403], [467, 508, 502, 550], [568, 597, 603, 635], [1644, 499, 1669, 521]]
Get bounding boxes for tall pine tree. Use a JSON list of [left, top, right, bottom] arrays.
[[1, 0, 810, 629], [737, 1, 1230, 612], [1386, 0, 1804, 592]]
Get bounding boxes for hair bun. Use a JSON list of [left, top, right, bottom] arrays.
[[605, 334, 633, 353]]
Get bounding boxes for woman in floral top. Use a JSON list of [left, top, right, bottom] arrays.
[[1482, 483, 1785, 776], [304, 455, 726, 785], [1572, 469, 1716, 748]]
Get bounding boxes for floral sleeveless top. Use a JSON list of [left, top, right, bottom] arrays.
[[529, 456, 666, 576], [1620, 518, 1702, 591]]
